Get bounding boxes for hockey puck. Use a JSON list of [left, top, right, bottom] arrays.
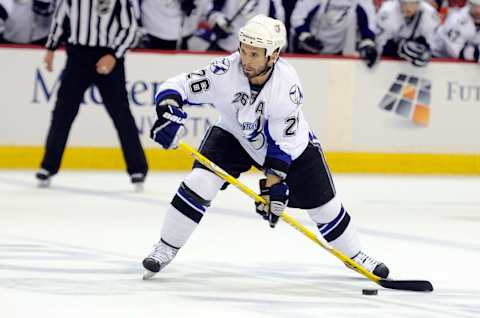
[[362, 289, 378, 295]]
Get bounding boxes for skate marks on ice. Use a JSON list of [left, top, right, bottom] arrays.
[[0, 174, 174, 207], [447, 215, 480, 223], [0, 237, 478, 318], [3, 173, 480, 254], [163, 263, 479, 318], [0, 237, 141, 295], [359, 228, 480, 253], [0, 174, 253, 221]]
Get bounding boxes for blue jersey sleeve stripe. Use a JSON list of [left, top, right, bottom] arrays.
[[264, 120, 292, 166], [295, 4, 321, 35], [184, 100, 215, 107], [155, 89, 183, 106], [356, 5, 375, 40]]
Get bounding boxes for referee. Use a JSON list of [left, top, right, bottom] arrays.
[[36, 0, 148, 191]]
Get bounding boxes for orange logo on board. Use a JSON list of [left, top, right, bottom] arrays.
[[379, 74, 432, 126]]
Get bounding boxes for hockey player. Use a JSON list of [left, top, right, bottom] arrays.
[[204, 0, 285, 52], [375, 0, 440, 67], [142, 15, 390, 280], [290, 0, 379, 68], [431, 0, 480, 60]]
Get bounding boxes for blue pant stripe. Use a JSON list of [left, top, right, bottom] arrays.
[[177, 187, 206, 213], [318, 206, 345, 235]]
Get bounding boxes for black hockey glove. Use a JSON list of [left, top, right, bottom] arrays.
[[209, 12, 233, 40], [358, 39, 378, 68], [398, 39, 431, 67], [255, 179, 270, 220], [32, 0, 55, 17], [255, 179, 289, 228], [459, 43, 480, 62], [150, 99, 187, 149], [298, 32, 323, 54], [180, 0, 196, 16]]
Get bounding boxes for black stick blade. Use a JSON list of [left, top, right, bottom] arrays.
[[379, 279, 433, 292]]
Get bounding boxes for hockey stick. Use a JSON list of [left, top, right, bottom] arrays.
[[207, 0, 253, 50], [176, 13, 185, 50], [178, 141, 433, 292]]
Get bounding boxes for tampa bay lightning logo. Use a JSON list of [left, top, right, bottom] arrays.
[[210, 58, 230, 75], [249, 132, 265, 150], [289, 84, 303, 106], [244, 117, 265, 150]]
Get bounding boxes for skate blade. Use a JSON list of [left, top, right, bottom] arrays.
[[142, 270, 156, 280], [37, 180, 51, 188], [133, 183, 144, 193]]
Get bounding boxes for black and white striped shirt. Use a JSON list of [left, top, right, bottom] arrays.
[[46, 0, 137, 58]]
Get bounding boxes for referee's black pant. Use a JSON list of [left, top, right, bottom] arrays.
[[40, 45, 148, 176]]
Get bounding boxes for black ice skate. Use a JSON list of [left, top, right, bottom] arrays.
[[142, 241, 178, 280], [130, 173, 146, 192], [35, 169, 52, 188], [351, 251, 389, 279]]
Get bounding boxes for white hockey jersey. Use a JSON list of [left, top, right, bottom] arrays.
[[141, 0, 212, 40], [375, 1, 440, 53], [0, 0, 13, 20], [209, 0, 285, 52], [290, 0, 376, 54], [0, 0, 12, 34], [156, 52, 310, 170], [431, 6, 480, 58], [0, 0, 55, 43]]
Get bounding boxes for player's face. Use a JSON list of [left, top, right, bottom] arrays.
[[239, 44, 270, 79], [470, 4, 480, 23], [400, 1, 419, 18]]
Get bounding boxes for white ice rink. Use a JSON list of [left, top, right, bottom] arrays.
[[1, 171, 479, 318]]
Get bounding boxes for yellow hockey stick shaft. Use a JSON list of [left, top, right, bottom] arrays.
[[178, 141, 381, 284]]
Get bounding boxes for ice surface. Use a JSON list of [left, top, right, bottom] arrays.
[[1, 171, 479, 318]]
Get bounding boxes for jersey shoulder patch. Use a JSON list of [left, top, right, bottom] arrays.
[[288, 84, 304, 107], [209, 57, 231, 75], [277, 60, 304, 108]]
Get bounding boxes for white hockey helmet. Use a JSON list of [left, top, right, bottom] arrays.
[[238, 15, 287, 57], [470, 0, 480, 5]]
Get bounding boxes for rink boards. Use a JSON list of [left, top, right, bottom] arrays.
[[0, 45, 479, 173]]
